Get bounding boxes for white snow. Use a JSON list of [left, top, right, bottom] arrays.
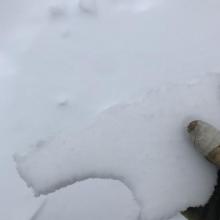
[[78, 0, 157, 14], [15, 74, 219, 220], [31, 179, 140, 220], [170, 214, 187, 220], [1, 0, 220, 219]]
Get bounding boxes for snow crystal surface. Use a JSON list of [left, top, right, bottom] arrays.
[[1, 0, 220, 219], [31, 179, 140, 220], [15, 75, 219, 220]]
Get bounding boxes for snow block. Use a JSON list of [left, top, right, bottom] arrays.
[[15, 75, 219, 220]]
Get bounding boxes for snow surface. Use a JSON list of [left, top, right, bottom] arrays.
[[15, 75, 218, 220], [170, 214, 187, 220], [1, 0, 220, 219], [31, 179, 186, 220], [31, 179, 140, 220]]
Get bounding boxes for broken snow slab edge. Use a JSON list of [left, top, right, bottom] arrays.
[[14, 74, 219, 220]]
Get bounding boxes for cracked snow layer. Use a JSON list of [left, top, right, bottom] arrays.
[[15, 75, 219, 220]]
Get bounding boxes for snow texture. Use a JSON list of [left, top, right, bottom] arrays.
[[170, 214, 187, 220], [15, 75, 219, 220], [31, 179, 140, 220], [78, 0, 155, 14], [1, 0, 220, 219]]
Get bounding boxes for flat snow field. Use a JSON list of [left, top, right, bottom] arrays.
[[1, 0, 220, 220]]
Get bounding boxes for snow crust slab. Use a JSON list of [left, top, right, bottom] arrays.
[[15, 75, 219, 220]]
